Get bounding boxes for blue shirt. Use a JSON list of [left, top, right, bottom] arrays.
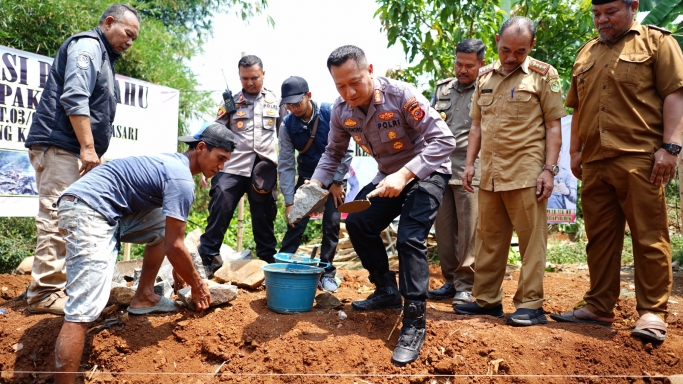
[[64, 153, 195, 224]]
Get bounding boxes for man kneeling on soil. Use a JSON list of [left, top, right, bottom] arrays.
[[53, 123, 235, 384]]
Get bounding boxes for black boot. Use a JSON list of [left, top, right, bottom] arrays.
[[391, 299, 426, 366], [351, 271, 402, 311]]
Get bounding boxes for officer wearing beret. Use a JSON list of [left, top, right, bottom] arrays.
[[198, 55, 286, 270], [455, 17, 566, 326], [550, 0, 683, 343], [277, 76, 353, 292], [310, 45, 455, 365], [429, 39, 485, 307]]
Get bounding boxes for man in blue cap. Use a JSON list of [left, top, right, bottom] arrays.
[[53, 122, 235, 384], [277, 76, 353, 292]]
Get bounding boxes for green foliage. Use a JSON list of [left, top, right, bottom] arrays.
[[546, 240, 587, 264], [375, 0, 594, 93], [0, 0, 271, 138], [0, 217, 36, 273]]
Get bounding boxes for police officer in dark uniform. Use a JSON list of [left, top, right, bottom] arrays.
[[198, 55, 286, 268], [310, 45, 455, 366]]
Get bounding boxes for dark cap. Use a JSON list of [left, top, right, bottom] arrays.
[[250, 159, 277, 201], [592, 0, 618, 4], [280, 76, 309, 106], [178, 122, 236, 152]]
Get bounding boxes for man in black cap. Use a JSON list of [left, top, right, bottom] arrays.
[[277, 76, 353, 292], [198, 55, 287, 272], [550, 0, 683, 343], [53, 122, 235, 383]]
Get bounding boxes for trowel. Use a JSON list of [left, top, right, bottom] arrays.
[[337, 188, 382, 213]]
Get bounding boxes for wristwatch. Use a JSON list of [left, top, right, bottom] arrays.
[[542, 164, 559, 176], [331, 180, 344, 186], [662, 143, 682, 155]]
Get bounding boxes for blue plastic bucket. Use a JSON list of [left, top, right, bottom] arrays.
[[262, 263, 323, 313], [273, 252, 330, 268]]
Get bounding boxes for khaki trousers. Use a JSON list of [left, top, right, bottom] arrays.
[[473, 187, 547, 310], [26, 146, 81, 304], [434, 184, 477, 291], [582, 154, 671, 319]]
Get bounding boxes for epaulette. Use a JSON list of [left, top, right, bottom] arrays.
[[529, 59, 550, 75], [436, 77, 454, 86], [576, 37, 598, 53], [478, 64, 494, 77], [647, 24, 671, 34]]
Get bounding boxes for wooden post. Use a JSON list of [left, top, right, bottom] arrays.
[[123, 243, 131, 261], [236, 51, 247, 252]]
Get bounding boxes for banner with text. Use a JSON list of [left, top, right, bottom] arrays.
[[0, 45, 180, 217]]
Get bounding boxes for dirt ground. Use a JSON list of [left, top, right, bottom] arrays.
[[1, 265, 682, 384]]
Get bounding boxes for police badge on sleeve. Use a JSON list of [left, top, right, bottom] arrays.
[[76, 51, 94, 69]]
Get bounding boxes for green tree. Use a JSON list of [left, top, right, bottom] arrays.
[[0, 0, 271, 267], [375, 0, 594, 94], [0, 0, 271, 137]]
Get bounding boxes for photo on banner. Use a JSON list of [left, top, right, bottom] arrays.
[[547, 115, 577, 224], [0, 45, 180, 217]]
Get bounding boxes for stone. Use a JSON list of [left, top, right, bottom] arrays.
[[112, 259, 144, 284], [213, 260, 267, 289], [154, 280, 173, 299], [220, 244, 236, 258], [315, 292, 343, 309], [190, 252, 208, 280], [15, 256, 33, 275], [288, 183, 329, 224], [223, 250, 253, 262], [177, 282, 238, 310], [109, 287, 136, 306], [184, 228, 203, 254]]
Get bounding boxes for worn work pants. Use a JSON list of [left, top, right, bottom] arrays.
[[473, 187, 547, 310], [346, 172, 449, 300], [279, 176, 343, 277], [198, 162, 277, 264], [434, 184, 478, 291], [26, 146, 81, 305], [582, 154, 671, 319]]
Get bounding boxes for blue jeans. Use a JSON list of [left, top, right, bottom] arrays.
[[58, 197, 165, 322]]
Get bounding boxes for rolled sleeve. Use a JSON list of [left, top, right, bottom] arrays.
[[402, 90, 456, 179], [655, 34, 683, 99], [277, 123, 297, 204], [60, 38, 102, 116]]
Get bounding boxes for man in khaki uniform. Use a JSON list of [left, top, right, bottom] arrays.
[[550, 0, 683, 343], [429, 39, 485, 306], [454, 16, 565, 326]]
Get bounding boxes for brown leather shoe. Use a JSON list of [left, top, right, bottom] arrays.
[[28, 291, 67, 315]]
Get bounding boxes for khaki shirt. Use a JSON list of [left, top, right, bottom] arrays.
[[470, 56, 566, 192], [433, 78, 480, 186], [214, 88, 286, 176], [312, 76, 455, 186], [565, 23, 683, 163]]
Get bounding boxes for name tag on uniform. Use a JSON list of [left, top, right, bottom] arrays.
[[481, 89, 493, 94]]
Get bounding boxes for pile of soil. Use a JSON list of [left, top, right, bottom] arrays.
[[0, 265, 681, 383]]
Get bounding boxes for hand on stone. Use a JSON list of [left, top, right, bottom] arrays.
[[191, 280, 211, 311]]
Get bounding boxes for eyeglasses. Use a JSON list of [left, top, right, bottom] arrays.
[[286, 98, 306, 111]]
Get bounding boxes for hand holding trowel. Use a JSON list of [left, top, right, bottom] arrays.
[[337, 188, 383, 213]]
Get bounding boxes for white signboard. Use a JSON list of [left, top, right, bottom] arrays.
[[0, 45, 180, 217]]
